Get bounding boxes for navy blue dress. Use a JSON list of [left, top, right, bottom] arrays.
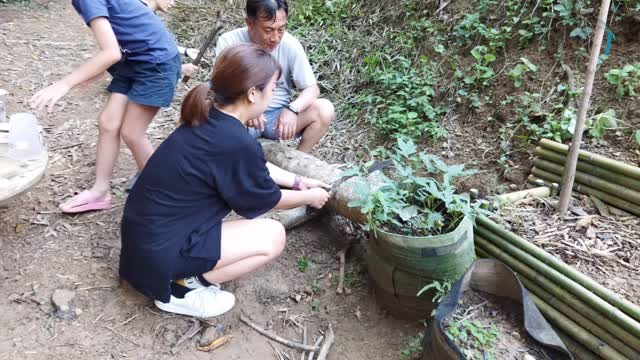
[[120, 108, 282, 303]]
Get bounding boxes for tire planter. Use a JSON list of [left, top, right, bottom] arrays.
[[367, 216, 476, 319]]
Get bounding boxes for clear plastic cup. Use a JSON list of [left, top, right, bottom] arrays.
[[8, 113, 43, 160]]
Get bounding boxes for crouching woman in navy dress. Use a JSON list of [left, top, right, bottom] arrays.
[[120, 43, 331, 318]]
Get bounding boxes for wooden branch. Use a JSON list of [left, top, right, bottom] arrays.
[[182, 10, 224, 84], [336, 248, 347, 295], [300, 326, 308, 360], [306, 336, 324, 360], [239, 315, 320, 352], [315, 325, 335, 360], [558, 0, 612, 216]]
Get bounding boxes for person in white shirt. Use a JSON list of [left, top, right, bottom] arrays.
[[215, 0, 334, 153]]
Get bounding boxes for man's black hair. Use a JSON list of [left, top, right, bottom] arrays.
[[246, 0, 288, 20]]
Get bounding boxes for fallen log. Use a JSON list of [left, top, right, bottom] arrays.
[[262, 142, 387, 224]]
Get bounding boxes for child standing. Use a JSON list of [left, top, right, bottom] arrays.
[[120, 43, 330, 317], [30, 0, 181, 213]]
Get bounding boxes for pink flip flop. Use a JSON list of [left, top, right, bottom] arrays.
[[59, 190, 112, 214]]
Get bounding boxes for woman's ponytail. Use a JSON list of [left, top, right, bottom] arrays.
[[180, 82, 211, 127]]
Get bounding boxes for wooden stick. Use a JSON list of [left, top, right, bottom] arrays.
[[315, 325, 335, 360], [239, 315, 320, 352], [182, 10, 224, 84], [307, 336, 324, 360], [336, 248, 347, 295], [558, 0, 612, 216], [300, 327, 308, 360]]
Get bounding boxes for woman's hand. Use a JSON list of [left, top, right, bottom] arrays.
[[299, 177, 331, 190], [30, 81, 72, 112], [305, 187, 330, 209], [247, 114, 266, 131]]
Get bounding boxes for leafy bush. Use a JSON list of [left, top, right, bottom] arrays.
[[361, 55, 448, 140], [350, 138, 487, 236], [606, 63, 640, 97]]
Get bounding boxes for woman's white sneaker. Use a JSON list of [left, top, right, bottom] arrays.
[[154, 287, 235, 318]]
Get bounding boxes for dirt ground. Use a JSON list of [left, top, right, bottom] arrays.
[[0, 1, 420, 359]]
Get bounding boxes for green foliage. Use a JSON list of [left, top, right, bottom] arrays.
[[399, 333, 424, 360], [508, 58, 538, 87], [362, 55, 447, 140], [297, 255, 310, 273], [418, 279, 453, 316], [446, 320, 501, 360], [516, 92, 576, 142], [349, 137, 488, 236], [606, 63, 640, 97]]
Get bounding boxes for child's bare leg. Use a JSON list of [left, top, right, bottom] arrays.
[[93, 93, 129, 192], [59, 93, 127, 210], [120, 102, 159, 171], [202, 219, 286, 284]]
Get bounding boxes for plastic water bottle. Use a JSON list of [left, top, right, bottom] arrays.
[[8, 113, 43, 160]]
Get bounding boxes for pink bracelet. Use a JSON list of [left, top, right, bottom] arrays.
[[292, 175, 302, 191]]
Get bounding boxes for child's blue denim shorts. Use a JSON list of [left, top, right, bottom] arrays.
[[107, 54, 181, 108], [248, 106, 302, 140]]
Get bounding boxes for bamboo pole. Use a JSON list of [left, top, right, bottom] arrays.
[[531, 167, 640, 215], [521, 277, 640, 359], [558, 0, 614, 216], [474, 238, 640, 354], [535, 147, 640, 192], [526, 175, 634, 217], [476, 228, 640, 337], [476, 216, 640, 323], [531, 292, 627, 360], [539, 139, 640, 181], [474, 228, 640, 339], [474, 246, 640, 358], [534, 158, 640, 205]]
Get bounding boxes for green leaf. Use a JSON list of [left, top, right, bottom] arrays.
[[397, 205, 419, 221], [520, 57, 538, 72], [595, 109, 617, 128], [636, 129, 640, 145]]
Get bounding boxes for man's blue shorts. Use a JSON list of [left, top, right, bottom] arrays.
[[107, 54, 181, 108], [248, 107, 301, 140]]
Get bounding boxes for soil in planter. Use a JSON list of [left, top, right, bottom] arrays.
[[443, 288, 549, 360]]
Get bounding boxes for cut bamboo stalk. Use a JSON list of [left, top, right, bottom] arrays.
[[531, 292, 627, 360], [556, 330, 602, 360], [477, 216, 640, 323], [534, 158, 640, 205], [474, 246, 637, 358], [474, 237, 640, 354], [531, 167, 640, 216], [474, 223, 640, 336], [539, 139, 640, 180], [521, 277, 640, 359], [535, 147, 640, 192], [494, 186, 551, 204], [526, 175, 633, 217]]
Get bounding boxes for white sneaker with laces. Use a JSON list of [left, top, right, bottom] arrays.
[[154, 286, 235, 318]]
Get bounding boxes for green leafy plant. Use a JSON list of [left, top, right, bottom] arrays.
[[349, 137, 488, 236], [297, 255, 310, 273], [399, 333, 424, 360], [418, 279, 453, 316], [508, 58, 538, 87], [361, 55, 448, 140], [446, 320, 501, 360], [606, 63, 640, 97]]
